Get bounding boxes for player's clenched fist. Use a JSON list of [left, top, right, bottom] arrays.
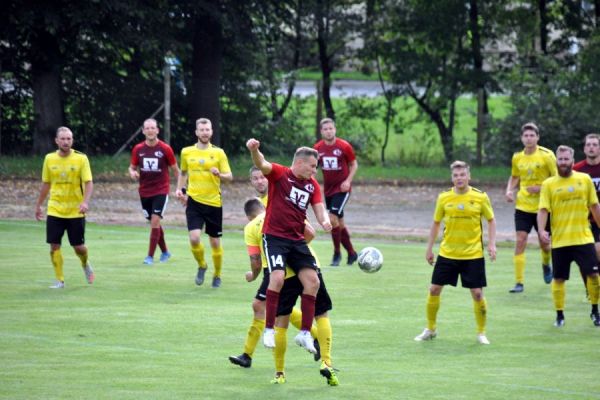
[[246, 138, 260, 151]]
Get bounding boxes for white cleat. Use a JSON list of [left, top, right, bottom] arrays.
[[414, 328, 437, 341], [477, 334, 490, 345], [84, 263, 95, 284], [294, 330, 317, 354], [49, 281, 65, 289], [263, 328, 275, 349]]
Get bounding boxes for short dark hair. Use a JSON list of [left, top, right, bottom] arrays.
[[521, 122, 539, 135], [244, 197, 264, 217]]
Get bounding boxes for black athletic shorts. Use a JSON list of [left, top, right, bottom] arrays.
[[325, 192, 351, 218], [185, 196, 222, 237], [46, 215, 85, 246], [255, 268, 270, 301], [515, 209, 550, 234], [552, 244, 600, 280], [277, 271, 332, 317], [591, 222, 600, 243], [140, 194, 168, 220], [262, 234, 318, 274], [431, 255, 487, 288]]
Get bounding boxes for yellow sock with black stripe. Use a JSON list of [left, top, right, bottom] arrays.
[[541, 250, 551, 266], [289, 308, 319, 339], [316, 316, 332, 366], [211, 245, 223, 278], [426, 294, 440, 331], [586, 275, 599, 305], [273, 326, 287, 373], [552, 280, 566, 311], [514, 253, 525, 284], [473, 298, 487, 334], [190, 242, 207, 269], [51, 249, 64, 282], [243, 318, 265, 357]]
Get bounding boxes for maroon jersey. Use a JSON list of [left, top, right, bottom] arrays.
[[574, 159, 600, 222], [314, 138, 356, 197], [263, 163, 323, 241], [130, 140, 177, 197]]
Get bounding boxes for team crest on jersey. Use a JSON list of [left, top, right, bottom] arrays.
[[199, 159, 205, 165], [333, 149, 342, 156], [568, 186, 574, 192], [458, 203, 464, 210], [304, 183, 315, 193], [155, 150, 164, 158]]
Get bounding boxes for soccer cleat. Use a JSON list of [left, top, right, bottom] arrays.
[[228, 353, 252, 368], [554, 317, 565, 327], [347, 252, 358, 266], [143, 256, 154, 265], [84, 263, 95, 284], [591, 313, 600, 327], [159, 251, 171, 263], [270, 373, 286, 384], [543, 264, 553, 284], [509, 283, 524, 293], [49, 280, 65, 289], [477, 334, 490, 345], [212, 276, 222, 288], [313, 338, 321, 362], [414, 328, 437, 341], [331, 253, 342, 266], [263, 328, 275, 349], [195, 268, 207, 286], [319, 362, 339, 386], [295, 330, 317, 354]]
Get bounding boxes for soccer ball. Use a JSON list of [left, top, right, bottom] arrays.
[[357, 247, 383, 273]]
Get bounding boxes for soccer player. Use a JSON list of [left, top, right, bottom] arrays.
[[249, 166, 268, 206], [35, 127, 95, 288], [506, 122, 557, 293], [573, 133, 600, 294], [246, 138, 332, 354], [176, 118, 232, 288], [128, 118, 180, 265], [537, 145, 600, 327], [415, 161, 496, 344], [314, 118, 358, 266]]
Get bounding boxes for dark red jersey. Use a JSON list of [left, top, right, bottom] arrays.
[[130, 140, 177, 197], [314, 138, 356, 197], [263, 163, 323, 240], [574, 159, 600, 222]]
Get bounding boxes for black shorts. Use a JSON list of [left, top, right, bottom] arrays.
[[515, 209, 550, 234], [325, 192, 351, 218], [277, 271, 333, 317], [552, 244, 600, 280], [262, 234, 318, 274], [185, 197, 222, 237], [431, 255, 487, 288], [254, 269, 270, 301], [140, 194, 168, 220], [591, 222, 600, 243], [46, 215, 85, 246]]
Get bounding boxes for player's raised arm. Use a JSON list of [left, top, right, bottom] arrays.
[[246, 138, 272, 176]]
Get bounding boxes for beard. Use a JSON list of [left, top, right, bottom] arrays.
[[558, 164, 572, 177]]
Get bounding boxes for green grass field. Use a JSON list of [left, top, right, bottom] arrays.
[[1, 220, 598, 399]]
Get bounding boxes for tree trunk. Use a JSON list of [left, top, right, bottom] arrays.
[[316, 0, 335, 120], [191, 11, 224, 146], [469, 0, 487, 166], [31, 30, 64, 155], [538, 0, 548, 55], [595, 0, 600, 27]]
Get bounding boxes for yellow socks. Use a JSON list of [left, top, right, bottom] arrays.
[[273, 326, 287, 373], [191, 242, 207, 268], [243, 318, 265, 357], [316, 317, 332, 366], [514, 253, 525, 284], [211, 245, 223, 278], [473, 298, 487, 334], [587, 275, 599, 305], [541, 250, 551, 266], [426, 294, 440, 331], [552, 280, 566, 311], [50, 249, 64, 282]]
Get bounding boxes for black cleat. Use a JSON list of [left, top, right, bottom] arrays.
[[331, 253, 341, 266], [509, 283, 524, 293], [228, 353, 252, 368], [542, 264, 553, 284], [313, 338, 321, 362], [554, 317, 565, 327], [591, 313, 600, 327], [195, 267, 207, 286], [347, 252, 358, 266]]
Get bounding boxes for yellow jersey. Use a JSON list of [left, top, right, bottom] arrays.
[[434, 186, 495, 260], [180, 143, 231, 207], [539, 171, 598, 248], [42, 150, 93, 218], [511, 146, 557, 213]]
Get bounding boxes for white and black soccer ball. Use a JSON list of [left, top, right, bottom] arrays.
[[357, 247, 383, 273]]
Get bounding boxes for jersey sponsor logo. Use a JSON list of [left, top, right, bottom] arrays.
[[287, 178, 295, 183], [593, 178, 600, 192], [289, 186, 310, 209], [322, 156, 339, 170], [142, 157, 160, 171]]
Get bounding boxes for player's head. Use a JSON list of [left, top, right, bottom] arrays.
[[319, 118, 337, 142], [195, 118, 213, 144], [243, 197, 265, 221], [584, 133, 600, 160], [450, 160, 470, 191], [142, 118, 159, 141], [292, 146, 319, 179], [556, 145, 574, 177], [249, 166, 268, 196], [55, 127, 73, 153], [520, 122, 539, 148]]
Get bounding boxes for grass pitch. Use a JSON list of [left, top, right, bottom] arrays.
[[0, 220, 598, 400]]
